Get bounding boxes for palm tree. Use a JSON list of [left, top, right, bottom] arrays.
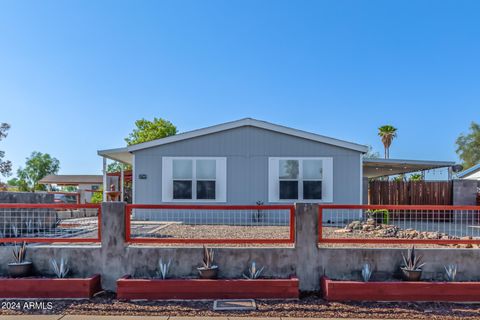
[[378, 125, 398, 159]]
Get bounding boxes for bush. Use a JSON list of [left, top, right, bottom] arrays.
[[366, 209, 390, 224], [90, 190, 103, 204]]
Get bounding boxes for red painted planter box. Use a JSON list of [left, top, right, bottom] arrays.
[[0, 274, 102, 299], [117, 275, 299, 300], [321, 276, 480, 302]]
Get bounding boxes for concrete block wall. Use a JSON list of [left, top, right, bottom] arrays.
[[0, 192, 54, 203], [453, 179, 478, 206], [1, 202, 480, 292]]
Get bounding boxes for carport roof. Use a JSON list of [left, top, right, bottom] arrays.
[[39, 175, 103, 185], [363, 158, 456, 178]]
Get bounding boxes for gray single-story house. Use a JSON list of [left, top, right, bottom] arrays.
[[99, 118, 367, 207], [98, 118, 458, 224]]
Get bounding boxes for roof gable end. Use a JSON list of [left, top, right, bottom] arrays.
[[127, 118, 368, 153]]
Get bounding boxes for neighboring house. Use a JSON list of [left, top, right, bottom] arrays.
[[457, 164, 480, 181], [99, 118, 367, 207], [39, 175, 103, 203]]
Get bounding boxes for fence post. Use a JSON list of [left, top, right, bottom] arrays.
[[101, 201, 127, 291], [295, 203, 320, 291]]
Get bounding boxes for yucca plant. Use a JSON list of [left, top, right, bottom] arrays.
[[12, 241, 27, 264], [243, 261, 265, 279], [444, 264, 458, 282], [157, 258, 172, 280], [197, 245, 218, 279], [50, 257, 70, 278], [202, 245, 215, 269]]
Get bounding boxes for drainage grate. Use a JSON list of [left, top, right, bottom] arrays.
[[213, 299, 257, 311]]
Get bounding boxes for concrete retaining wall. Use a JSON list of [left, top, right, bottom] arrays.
[[0, 192, 54, 203], [0, 202, 480, 292]]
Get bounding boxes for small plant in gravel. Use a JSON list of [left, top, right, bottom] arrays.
[[254, 200, 264, 222], [444, 264, 458, 282], [361, 263, 373, 282], [366, 209, 390, 225], [157, 258, 172, 280], [243, 261, 265, 279], [50, 257, 70, 278]]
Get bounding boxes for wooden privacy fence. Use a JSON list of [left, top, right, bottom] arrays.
[[369, 180, 453, 206]]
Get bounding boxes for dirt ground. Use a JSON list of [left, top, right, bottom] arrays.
[[2, 292, 480, 319]]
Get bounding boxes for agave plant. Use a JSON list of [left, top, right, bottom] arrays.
[[12, 241, 27, 264], [157, 258, 172, 280], [361, 263, 373, 282], [11, 225, 19, 238], [401, 246, 425, 271], [202, 245, 215, 269], [243, 261, 265, 279], [25, 220, 34, 234], [50, 257, 69, 278], [444, 264, 458, 282]]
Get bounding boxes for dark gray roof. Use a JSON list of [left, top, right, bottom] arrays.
[[39, 175, 103, 185]]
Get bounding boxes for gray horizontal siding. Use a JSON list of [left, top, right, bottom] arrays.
[[133, 126, 361, 207]]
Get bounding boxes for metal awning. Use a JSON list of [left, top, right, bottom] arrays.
[[363, 158, 456, 178], [97, 147, 132, 164]]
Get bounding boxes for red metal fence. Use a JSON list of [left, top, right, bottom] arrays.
[[0, 204, 101, 243], [319, 204, 480, 245], [125, 204, 295, 244]]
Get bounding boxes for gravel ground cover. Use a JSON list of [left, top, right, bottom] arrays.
[[129, 223, 293, 247], [141, 224, 290, 239], [320, 226, 479, 249], [2, 292, 480, 319]]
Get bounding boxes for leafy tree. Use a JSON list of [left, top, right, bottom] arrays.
[[7, 177, 18, 186], [408, 173, 423, 181], [90, 189, 103, 204], [0, 123, 12, 178], [61, 186, 78, 192], [363, 145, 381, 159], [105, 117, 176, 174], [107, 161, 131, 173], [393, 174, 406, 182], [456, 122, 480, 169], [378, 125, 398, 159], [17, 151, 60, 192], [125, 117, 177, 146]]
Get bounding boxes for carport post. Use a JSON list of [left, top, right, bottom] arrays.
[[102, 157, 107, 201], [120, 165, 124, 202]]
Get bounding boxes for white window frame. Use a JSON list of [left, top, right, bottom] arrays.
[[268, 157, 333, 203], [162, 157, 227, 202]]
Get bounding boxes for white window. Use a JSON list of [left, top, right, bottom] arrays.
[[268, 157, 333, 203], [162, 157, 227, 202]]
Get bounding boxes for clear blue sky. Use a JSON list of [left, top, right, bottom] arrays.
[[0, 0, 479, 177]]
